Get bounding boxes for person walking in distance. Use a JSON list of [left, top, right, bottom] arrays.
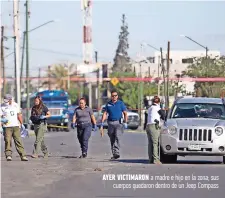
[[0, 94, 28, 161], [100, 90, 128, 160], [71, 98, 97, 158], [30, 96, 51, 158], [146, 96, 166, 164]]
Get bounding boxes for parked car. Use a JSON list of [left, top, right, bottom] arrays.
[[160, 97, 225, 164], [96, 105, 139, 130], [127, 111, 139, 130]]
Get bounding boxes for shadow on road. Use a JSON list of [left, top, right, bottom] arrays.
[[177, 160, 222, 164], [116, 159, 149, 164], [115, 159, 222, 165], [59, 156, 78, 159]]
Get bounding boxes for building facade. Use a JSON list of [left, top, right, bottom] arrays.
[[132, 50, 221, 95]]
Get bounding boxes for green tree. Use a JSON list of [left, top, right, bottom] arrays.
[[42, 63, 81, 103], [112, 14, 132, 73], [109, 71, 139, 109], [183, 57, 225, 97]]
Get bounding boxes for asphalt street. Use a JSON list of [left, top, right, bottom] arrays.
[[1, 129, 225, 198]]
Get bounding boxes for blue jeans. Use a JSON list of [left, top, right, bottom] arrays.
[[77, 123, 92, 154]]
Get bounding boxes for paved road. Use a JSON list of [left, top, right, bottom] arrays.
[[1, 130, 225, 198]]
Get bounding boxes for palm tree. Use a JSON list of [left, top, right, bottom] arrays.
[[43, 63, 76, 91]]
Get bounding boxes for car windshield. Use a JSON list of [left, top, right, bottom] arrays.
[[171, 103, 225, 119]]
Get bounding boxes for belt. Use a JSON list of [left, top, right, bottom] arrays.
[[77, 121, 91, 125], [108, 119, 120, 121]]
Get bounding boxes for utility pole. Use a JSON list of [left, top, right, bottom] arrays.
[[95, 51, 101, 111], [139, 44, 144, 126], [88, 81, 92, 108], [160, 47, 167, 108], [20, 32, 25, 88], [13, 36, 16, 97], [139, 62, 143, 126], [166, 41, 170, 109], [206, 46, 209, 78], [25, 0, 30, 124], [67, 61, 70, 90], [157, 55, 160, 96], [1, 26, 6, 96], [13, 0, 21, 105]]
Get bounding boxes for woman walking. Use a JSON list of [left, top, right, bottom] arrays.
[[146, 96, 165, 164], [30, 96, 51, 158], [71, 98, 97, 158]]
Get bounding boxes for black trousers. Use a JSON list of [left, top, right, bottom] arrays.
[[77, 123, 92, 154]]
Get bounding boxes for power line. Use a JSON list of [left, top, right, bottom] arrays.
[[28, 47, 83, 57], [4, 46, 112, 60]]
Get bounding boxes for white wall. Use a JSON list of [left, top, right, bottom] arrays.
[[154, 50, 221, 64]]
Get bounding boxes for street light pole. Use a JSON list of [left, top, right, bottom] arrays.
[[180, 34, 209, 77], [13, 0, 20, 105], [25, 0, 30, 125], [180, 35, 208, 54]]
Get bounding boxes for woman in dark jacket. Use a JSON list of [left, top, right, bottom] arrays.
[[30, 96, 51, 158]]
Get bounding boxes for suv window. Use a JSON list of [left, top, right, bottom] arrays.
[[170, 103, 225, 119]]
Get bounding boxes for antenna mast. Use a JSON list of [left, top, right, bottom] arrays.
[[81, 0, 93, 64]]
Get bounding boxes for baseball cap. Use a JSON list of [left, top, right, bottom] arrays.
[[4, 94, 13, 102]]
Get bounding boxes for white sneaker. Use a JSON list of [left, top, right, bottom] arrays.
[[21, 156, 28, 161], [6, 156, 12, 161]]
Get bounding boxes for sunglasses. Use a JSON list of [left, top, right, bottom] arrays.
[[112, 95, 118, 97]]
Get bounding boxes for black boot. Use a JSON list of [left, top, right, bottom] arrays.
[[79, 153, 87, 158], [111, 154, 120, 160]]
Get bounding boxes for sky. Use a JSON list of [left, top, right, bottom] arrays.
[[1, 0, 225, 77]]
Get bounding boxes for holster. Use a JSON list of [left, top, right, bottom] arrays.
[[155, 123, 160, 130]]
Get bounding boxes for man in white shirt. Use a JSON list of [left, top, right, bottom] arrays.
[[1, 94, 28, 161], [146, 96, 166, 164]]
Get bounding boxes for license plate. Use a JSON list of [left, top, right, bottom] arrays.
[[188, 144, 201, 151]]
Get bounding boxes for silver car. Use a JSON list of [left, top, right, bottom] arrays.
[[160, 97, 225, 163]]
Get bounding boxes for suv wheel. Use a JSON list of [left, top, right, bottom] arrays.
[[64, 128, 70, 132], [160, 148, 177, 164], [223, 156, 225, 164]]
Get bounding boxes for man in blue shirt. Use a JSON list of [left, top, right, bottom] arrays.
[[100, 90, 128, 160]]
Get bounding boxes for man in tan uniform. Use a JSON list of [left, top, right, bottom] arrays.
[[0, 94, 28, 161]]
